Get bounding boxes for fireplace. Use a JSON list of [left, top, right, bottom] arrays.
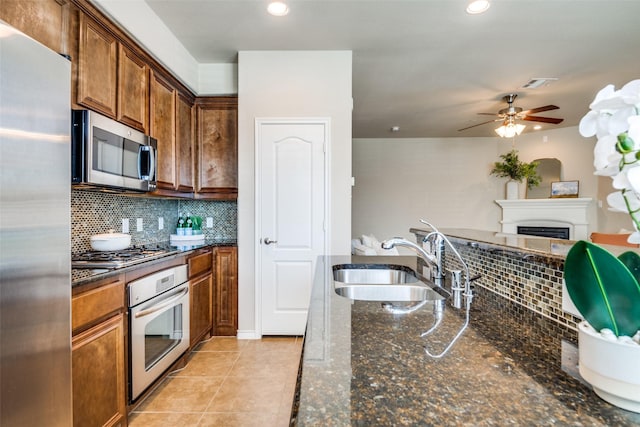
[[517, 226, 570, 240], [496, 198, 593, 240]]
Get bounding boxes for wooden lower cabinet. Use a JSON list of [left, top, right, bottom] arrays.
[[72, 313, 126, 427], [72, 275, 126, 427], [188, 249, 213, 347], [190, 273, 213, 347], [213, 246, 238, 336]]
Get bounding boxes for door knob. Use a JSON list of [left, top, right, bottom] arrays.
[[263, 237, 278, 245]]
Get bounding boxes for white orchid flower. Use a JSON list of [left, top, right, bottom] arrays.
[[628, 115, 640, 147], [626, 166, 640, 194], [612, 169, 631, 190], [608, 106, 636, 136], [582, 80, 640, 239], [588, 84, 617, 110], [628, 230, 640, 244], [606, 190, 640, 213], [593, 134, 618, 170], [618, 79, 640, 105], [579, 110, 599, 137]]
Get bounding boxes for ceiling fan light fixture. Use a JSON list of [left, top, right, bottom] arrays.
[[495, 123, 525, 138], [267, 1, 289, 16], [466, 0, 490, 14]]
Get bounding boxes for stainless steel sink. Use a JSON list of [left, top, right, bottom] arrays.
[[332, 268, 419, 285], [332, 265, 444, 302], [334, 283, 443, 302]]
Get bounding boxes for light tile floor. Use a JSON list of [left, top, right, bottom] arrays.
[[129, 336, 302, 427]]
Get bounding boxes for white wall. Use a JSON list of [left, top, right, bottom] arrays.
[[352, 126, 611, 243], [237, 51, 352, 338], [352, 136, 500, 242]]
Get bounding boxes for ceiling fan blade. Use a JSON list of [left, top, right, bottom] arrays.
[[521, 115, 564, 124], [521, 105, 559, 115], [478, 112, 500, 116], [457, 119, 501, 131]]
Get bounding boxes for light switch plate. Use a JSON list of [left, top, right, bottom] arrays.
[[158, 217, 164, 230], [122, 218, 129, 233], [136, 218, 143, 231], [206, 217, 213, 228]]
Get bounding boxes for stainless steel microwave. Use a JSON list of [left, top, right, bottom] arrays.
[[71, 110, 157, 192]]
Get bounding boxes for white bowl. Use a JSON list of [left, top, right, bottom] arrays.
[[90, 231, 131, 251]]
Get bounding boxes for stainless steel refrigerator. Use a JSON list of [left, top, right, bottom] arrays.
[[0, 21, 72, 426]]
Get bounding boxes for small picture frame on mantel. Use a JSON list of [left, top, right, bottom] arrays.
[[551, 180, 579, 198]]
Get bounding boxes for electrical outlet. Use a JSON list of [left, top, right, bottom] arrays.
[[122, 218, 129, 233], [158, 217, 164, 230], [206, 217, 213, 228], [136, 218, 143, 231]]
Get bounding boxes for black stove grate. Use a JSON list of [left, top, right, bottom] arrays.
[[72, 244, 178, 269]]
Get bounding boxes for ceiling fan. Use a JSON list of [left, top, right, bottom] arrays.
[[458, 94, 564, 133]]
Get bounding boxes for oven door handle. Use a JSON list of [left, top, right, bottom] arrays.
[[134, 286, 189, 318]]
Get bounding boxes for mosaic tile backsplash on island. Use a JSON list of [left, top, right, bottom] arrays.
[[412, 231, 582, 334], [71, 190, 237, 253]]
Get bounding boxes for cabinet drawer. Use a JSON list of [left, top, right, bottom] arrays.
[[72, 277, 125, 334], [188, 250, 212, 279]]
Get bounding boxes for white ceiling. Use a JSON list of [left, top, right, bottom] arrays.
[[140, 0, 640, 138]]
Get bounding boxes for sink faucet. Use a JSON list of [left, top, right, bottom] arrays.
[[381, 235, 445, 287], [383, 219, 477, 359]]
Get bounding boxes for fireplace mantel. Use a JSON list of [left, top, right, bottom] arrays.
[[495, 198, 593, 240]]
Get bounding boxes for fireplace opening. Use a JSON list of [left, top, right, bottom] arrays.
[[517, 226, 570, 240]]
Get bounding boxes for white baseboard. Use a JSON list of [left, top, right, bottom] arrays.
[[236, 330, 261, 340]]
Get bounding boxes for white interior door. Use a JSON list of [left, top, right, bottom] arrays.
[[257, 119, 327, 335]]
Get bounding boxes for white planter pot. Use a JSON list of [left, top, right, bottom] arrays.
[[578, 321, 640, 413], [506, 180, 519, 199]]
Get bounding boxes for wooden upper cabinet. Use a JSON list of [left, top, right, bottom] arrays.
[[0, 0, 72, 55], [150, 70, 177, 191], [117, 44, 149, 132], [77, 14, 117, 118], [196, 97, 238, 199], [176, 93, 195, 193]]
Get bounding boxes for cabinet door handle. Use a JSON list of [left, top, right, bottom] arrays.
[[263, 237, 278, 245]]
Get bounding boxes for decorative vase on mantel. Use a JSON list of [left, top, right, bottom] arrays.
[[490, 150, 540, 201], [506, 180, 519, 200]]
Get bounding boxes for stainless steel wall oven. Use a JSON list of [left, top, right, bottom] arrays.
[[128, 265, 190, 401]]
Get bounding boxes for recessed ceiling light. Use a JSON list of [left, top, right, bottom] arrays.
[[268, 1, 289, 16], [533, 125, 542, 130], [466, 0, 490, 14], [391, 126, 400, 132]]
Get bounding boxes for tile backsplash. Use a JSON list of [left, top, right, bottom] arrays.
[[71, 190, 237, 253], [412, 230, 582, 334]]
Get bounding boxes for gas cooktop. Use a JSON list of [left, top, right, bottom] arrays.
[[72, 243, 179, 269]]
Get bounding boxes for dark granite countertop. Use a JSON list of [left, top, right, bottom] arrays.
[[293, 255, 640, 426], [71, 239, 236, 287]]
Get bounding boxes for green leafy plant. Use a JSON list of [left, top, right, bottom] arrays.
[[490, 149, 541, 189], [564, 240, 640, 336]]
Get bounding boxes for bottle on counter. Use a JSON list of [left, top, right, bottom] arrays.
[[185, 214, 193, 236], [176, 215, 186, 236]]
